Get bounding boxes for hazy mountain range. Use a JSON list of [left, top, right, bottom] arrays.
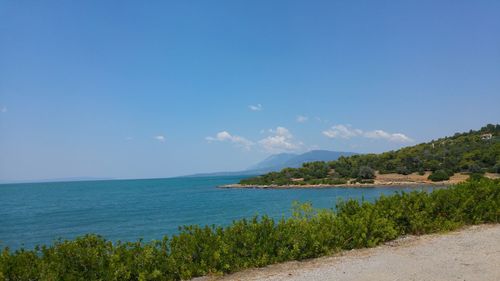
[[188, 150, 356, 177]]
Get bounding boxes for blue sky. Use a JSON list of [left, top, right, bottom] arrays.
[[1, 1, 499, 182]]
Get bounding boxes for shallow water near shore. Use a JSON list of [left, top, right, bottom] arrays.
[[0, 175, 437, 250]]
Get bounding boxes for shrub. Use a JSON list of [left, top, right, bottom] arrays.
[[359, 179, 375, 184], [489, 162, 500, 173], [469, 173, 485, 181], [358, 166, 375, 179], [468, 164, 484, 174], [396, 166, 411, 175], [428, 170, 451, 182]]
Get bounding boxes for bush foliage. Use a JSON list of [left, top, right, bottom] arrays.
[[1, 178, 499, 280], [241, 124, 500, 185], [428, 169, 451, 182]]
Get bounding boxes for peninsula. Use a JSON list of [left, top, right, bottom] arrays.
[[223, 124, 500, 188]]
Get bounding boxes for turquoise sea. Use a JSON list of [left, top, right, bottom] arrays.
[[0, 176, 435, 250]]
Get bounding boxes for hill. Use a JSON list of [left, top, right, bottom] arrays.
[[240, 124, 500, 186]]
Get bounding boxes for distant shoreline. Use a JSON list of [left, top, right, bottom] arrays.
[[219, 172, 500, 189], [218, 182, 448, 189]]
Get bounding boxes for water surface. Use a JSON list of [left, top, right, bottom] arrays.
[[0, 176, 435, 250]]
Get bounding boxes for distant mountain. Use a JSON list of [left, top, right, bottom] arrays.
[[247, 153, 298, 171], [186, 150, 356, 177]]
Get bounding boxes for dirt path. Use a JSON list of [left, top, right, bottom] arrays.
[[201, 224, 500, 281]]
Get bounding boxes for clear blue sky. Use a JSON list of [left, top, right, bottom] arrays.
[[1, 1, 499, 182]]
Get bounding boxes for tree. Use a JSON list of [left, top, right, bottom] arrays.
[[428, 170, 450, 182], [396, 166, 411, 175], [467, 163, 483, 174], [358, 166, 375, 179]]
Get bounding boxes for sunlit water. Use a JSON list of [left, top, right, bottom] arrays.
[[0, 176, 436, 250]]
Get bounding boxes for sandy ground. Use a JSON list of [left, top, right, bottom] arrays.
[[198, 224, 500, 281], [373, 171, 470, 185]]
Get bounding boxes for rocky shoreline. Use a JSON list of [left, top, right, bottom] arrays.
[[218, 181, 449, 189]]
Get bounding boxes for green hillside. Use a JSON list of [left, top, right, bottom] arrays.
[[240, 124, 500, 185]]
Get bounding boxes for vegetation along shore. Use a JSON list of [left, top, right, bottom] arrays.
[[1, 177, 499, 280], [234, 124, 500, 188]]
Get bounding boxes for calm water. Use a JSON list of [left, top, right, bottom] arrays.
[[0, 176, 435, 250]]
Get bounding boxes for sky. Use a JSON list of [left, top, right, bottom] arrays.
[[1, 1, 499, 182]]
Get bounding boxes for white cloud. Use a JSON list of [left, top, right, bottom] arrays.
[[154, 135, 166, 142], [323, 124, 413, 143], [125, 136, 133, 141], [259, 126, 302, 152], [364, 130, 413, 142], [206, 131, 254, 149], [1, 106, 7, 113], [390, 133, 413, 142], [248, 104, 263, 111], [296, 115, 308, 123], [322, 125, 362, 139], [206, 127, 305, 152]]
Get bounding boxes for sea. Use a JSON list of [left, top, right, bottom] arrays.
[[0, 175, 436, 250]]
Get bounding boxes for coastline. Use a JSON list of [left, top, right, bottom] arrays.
[[218, 181, 449, 189], [221, 172, 500, 189]]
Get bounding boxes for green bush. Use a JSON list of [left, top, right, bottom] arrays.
[[428, 170, 451, 182], [396, 166, 411, 175], [1, 179, 499, 280], [469, 173, 485, 181], [358, 166, 375, 179], [359, 179, 375, 184]]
